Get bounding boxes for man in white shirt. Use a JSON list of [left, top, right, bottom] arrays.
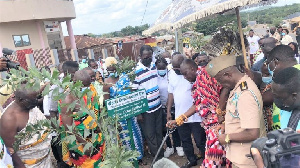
[[167, 54, 205, 168], [156, 56, 183, 158], [247, 29, 260, 66]]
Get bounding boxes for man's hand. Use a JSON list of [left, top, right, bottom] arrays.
[[214, 123, 225, 135], [137, 114, 143, 123], [217, 134, 226, 145], [251, 148, 264, 168], [166, 120, 177, 129], [0, 57, 7, 71], [217, 115, 225, 124], [166, 112, 172, 121]]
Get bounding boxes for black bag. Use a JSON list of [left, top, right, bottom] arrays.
[[296, 27, 300, 36]]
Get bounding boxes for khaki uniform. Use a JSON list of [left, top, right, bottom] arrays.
[[225, 75, 266, 168]]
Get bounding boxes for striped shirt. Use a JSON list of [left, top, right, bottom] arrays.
[[132, 62, 161, 113]]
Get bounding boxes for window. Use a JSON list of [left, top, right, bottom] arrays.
[[13, 35, 31, 47]]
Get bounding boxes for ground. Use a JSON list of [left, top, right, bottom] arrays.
[[140, 152, 203, 168], [51, 134, 203, 168]]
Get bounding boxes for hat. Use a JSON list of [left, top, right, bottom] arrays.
[[205, 55, 236, 77], [105, 57, 118, 67]]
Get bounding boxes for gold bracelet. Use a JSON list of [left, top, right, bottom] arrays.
[[216, 106, 226, 116], [225, 134, 231, 144], [175, 114, 188, 126]]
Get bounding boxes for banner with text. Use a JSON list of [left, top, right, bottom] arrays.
[[105, 90, 149, 121]]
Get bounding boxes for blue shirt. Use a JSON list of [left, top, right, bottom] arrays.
[[280, 110, 300, 130]]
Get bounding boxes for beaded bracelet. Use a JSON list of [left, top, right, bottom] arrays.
[[216, 106, 226, 116], [175, 114, 188, 126]]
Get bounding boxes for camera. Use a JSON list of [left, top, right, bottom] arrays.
[[2, 48, 20, 70], [252, 128, 300, 168]]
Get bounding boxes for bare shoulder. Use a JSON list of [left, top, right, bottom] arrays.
[[1, 105, 17, 123], [0, 105, 18, 132], [62, 92, 76, 104]]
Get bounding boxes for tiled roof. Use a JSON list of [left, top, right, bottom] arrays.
[[64, 35, 113, 49], [109, 35, 143, 43]]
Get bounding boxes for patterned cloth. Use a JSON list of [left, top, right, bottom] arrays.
[[261, 84, 273, 132], [192, 67, 230, 168], [109, 74, 144, 160], [59, 84, 105, 168], [12, 106, 53, 168], [253, 48, 263, 63], [0, 137, 13, 168]]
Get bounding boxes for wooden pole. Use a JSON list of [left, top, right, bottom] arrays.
[[236, 7, 249, 69]]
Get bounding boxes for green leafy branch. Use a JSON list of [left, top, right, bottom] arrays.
[[3, 67, 139, 168]]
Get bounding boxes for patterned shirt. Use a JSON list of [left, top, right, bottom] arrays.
[[192, 67, 222, 127], [132, 62, 161, 113]]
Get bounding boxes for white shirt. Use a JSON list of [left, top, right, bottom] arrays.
[[281, 35, 294, 45], [157, 71, 169, 107], [247, 35, 260, 54], [168, 70, 202, 123], [254, 52, 264, 65]]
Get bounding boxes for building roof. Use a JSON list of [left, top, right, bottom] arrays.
[[64, 35, 113, 49], [109, 35, 143, 43]]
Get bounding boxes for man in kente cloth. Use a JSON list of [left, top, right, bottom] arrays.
[[59, 70, 104, 168], [0, 84, 53, 168]]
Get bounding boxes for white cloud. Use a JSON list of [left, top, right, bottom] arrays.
[[62, 0, 172, 35]]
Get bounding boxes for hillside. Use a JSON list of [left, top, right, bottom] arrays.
[[191, 3, 300, 35]]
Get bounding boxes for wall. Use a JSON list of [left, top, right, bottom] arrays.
[[0, 20, 49, 50], [0, 0, 76, 23]]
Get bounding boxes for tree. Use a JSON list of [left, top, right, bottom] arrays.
[[4, 60, 139, 168]]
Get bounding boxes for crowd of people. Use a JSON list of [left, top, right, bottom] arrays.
[[0, 25, 299, 168]]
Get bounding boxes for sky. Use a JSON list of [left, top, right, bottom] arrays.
[[61, 0, 299, 36]]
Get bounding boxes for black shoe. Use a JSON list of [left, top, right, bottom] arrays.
[[180, 161, 197, 168]]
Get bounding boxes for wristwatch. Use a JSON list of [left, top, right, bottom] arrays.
[[225, 134, 231, 144]]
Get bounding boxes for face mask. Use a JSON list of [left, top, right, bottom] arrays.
[[282, 33, 286, 36], [267, 63, 276, 77], [81, 87, 89, 92], [174, 69, 181, 75], [82, 59, 87, 63], [198, 62, 208, 67], [142, 57, 152, 67], [166, 58, 171, 64], [262, 76, 273, 84], [108, 71, 118, 78], [158, 70, 167, 76], [93, 69, 98, 72]]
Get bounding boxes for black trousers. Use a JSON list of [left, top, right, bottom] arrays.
[[140, 108, 163, 159], [51, 136, 72, 168], [296, 36, 300, 49], [177, 122, 206, 163], [162, 108, 181, 148]]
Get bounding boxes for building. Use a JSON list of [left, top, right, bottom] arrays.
[[0, 0, 77, 56]]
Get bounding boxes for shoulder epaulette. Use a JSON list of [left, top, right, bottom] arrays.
[[239, 81, 248, 91]]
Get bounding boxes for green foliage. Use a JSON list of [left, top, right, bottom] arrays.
[[192, 4, 300, 35], [189, 34, 208, 52], [114, 57, 136, 82], [3, 67, 139, 168], [99, 24, 150, 38]]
